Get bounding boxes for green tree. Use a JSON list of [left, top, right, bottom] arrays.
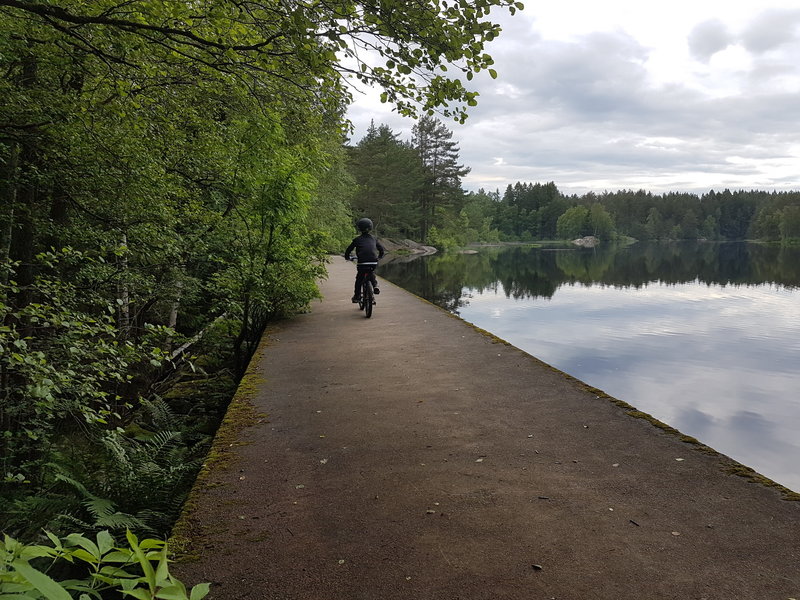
[[462, 190, 500, 242], [412, 116, 470, 241], [645, 207, 665, 240], [680, 209, 699, 239], [588, 203, 615, 239], [779, 205, 800, 243], [556, 206, 590, 239], [0, 0, 524, 539], [701, 214, 720, 240], [348, 122, 423, 238]]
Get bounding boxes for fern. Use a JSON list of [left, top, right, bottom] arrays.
[[6, 429, 204, 540], [50, 470, 149, 534]]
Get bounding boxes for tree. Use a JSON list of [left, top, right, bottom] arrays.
[[412, 116, 470, 241], [645, 207, 665, 240], [701, 214, 719, 240], [680, 209, 699, 239], [348, 123, 424, 237], [779, 205, 800, 243], [588, 203, 615, 239], [556, 206, 589, 239], [0, 0, 522, 123]]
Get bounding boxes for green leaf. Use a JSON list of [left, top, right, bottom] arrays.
[[10, 559, 73, 600], [64, 534, 99, 560], [154, 548, 170, 587], [189, 583, 210, 600], [71, 549, 99, 564], [119, 588, 153, 600], [96, 531, 115, 556], [98, 551, 133, 564], [44, 532, 62, 550], [20, 546, 58, 560], [126, 532, 156, 593], [154, 585, 188, 600]]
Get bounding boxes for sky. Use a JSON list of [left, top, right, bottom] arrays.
[[345, 1, 800, 196]]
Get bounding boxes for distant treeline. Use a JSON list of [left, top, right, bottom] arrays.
[[346, 122, 800, 247], [488, 183, 800, 244]]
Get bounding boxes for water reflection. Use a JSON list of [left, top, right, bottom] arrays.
[[379, 242, 800, 492]]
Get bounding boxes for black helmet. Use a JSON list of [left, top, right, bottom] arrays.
[[356, 217, 373, 232]]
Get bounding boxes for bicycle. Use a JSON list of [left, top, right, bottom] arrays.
[[348, 258, 376, 318]]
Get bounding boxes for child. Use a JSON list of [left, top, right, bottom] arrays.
[[344, 218, 385, 302]]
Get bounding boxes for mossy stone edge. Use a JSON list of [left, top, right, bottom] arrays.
[[168, 330, 272, 559]]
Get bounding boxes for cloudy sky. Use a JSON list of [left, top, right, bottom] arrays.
[[345, 0, 800, 196]]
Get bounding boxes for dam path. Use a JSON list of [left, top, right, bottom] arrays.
[[175, 258, 799, 600]]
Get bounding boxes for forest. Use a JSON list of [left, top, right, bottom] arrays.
[[0, 0, 521, 595], [347, 122, 800, 247]]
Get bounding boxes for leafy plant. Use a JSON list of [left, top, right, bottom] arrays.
[[1, 529, 210, 600], [4, 430, 202, 540], [0, 249, 184, 484]]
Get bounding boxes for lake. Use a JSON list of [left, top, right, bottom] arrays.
[[378, 241, 800, 493]]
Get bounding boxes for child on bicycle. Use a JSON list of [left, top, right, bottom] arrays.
[[345, 218, 385, 303]]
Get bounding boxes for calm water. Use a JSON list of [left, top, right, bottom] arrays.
[[379, 242, 800, 492]]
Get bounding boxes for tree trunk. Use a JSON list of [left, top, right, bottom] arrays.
[[117, 232, 131, 338], [166, 278, 183, 350], [0, 142, 20, 291], [8, 51, 39, 308]]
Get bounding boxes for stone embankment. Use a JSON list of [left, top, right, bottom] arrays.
[[174, 259, 799, 600]]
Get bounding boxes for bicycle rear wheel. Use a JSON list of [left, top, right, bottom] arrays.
[[364, 280, 374, 318]]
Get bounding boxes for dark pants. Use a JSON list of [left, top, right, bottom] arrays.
[[354, 265, 377, 296]]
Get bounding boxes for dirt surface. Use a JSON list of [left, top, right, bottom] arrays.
[[175, 258, 800, 600]]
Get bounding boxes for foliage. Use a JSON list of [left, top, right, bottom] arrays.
[[347, 122, 423, 237], [0, 0, 522, 124], [1, 529, 209, 600], [0, 252, 174, 489], [486, 184, 800, 243], [1, 0, 521, 542], [345, 140, 800, 245], [556, 206, 590, 240]]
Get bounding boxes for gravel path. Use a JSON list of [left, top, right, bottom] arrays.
[[175, 258, 799, 600]]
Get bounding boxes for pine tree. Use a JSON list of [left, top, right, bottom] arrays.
[[348, 122, 423, 237], [412, 117, 470, 241]]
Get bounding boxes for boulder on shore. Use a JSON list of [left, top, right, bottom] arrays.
[[572, 236, 600, 248], [381, 238, 438, 255]]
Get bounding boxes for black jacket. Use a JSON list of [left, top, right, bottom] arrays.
[[345, 233, 385, 265]]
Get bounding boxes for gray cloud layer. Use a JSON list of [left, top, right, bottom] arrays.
[[347, 8, 800, 195]]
